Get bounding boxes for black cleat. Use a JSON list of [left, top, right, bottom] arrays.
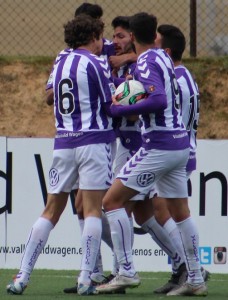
[[63, 284, 78, 294], [154, 263, 187, 294]]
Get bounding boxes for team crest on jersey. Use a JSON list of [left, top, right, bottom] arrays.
[[149, 85, 155, 92], [49, 168, 59, 186], [137, 172, 155, 187]]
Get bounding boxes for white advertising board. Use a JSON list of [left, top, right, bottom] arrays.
[[0, 138, 227, 273]]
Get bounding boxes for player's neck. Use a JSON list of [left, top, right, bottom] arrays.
[[77, 46, 92, 52], [173, 60, 182, 67], [77, 41, 96, 54], [134, 42, 155, 57]]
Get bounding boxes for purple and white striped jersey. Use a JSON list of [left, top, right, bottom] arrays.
[[114, 61, 142, 151], [133, 48, 188, 151], [52, 48, 115, 150], [102, 38, 115, 62], [46, 48, 72, 91], [46, 39, 115, 91], [175, 65, 200, 171]]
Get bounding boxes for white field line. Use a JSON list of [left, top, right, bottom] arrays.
[[31, 274, 227, 282]]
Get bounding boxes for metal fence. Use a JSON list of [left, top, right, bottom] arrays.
[[0, 0, 227, 57]]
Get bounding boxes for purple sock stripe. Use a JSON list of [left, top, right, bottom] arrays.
[[123, 262, 131, 271], [146, 225, 174, 257], [188, 271, 196, 279], [20, 227, 34, 270], [179, 231, 200, 275]]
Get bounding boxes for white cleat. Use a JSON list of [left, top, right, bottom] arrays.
[[6, 281, 27, 295], [96, 273, 140, 294], [167, 282, 208, 296]]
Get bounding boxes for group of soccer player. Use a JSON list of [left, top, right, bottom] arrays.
[[6, 2, 209, 297]]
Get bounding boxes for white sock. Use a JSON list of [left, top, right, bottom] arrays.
[[101, 210, 113, 249], [163, 217, 185, 272], [79, 216, 102, 285], [111, 252, 119, 276], [129, 216, 134, 248], [141, 216, 184, 271], [16, 217, 54, 284], [100, 210, 119, 275], [176, 217, 203, 284], [92, 248, 103, 276], [106, 208, 136, 277], [78, 217, 84, 235]]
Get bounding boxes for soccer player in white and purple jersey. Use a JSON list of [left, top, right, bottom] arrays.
[[175, 66, 199, 176], [6, 15, 115, 297], [45, 2, 115, 103], [156, 24, 200, 178], [44, 3, 117, 294], [135, 24, 208, 295], [96, 13, 207, 297], [110, 18, 188, 283], [46, 38, 115, 94]]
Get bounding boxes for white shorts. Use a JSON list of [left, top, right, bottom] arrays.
[[117, 147, 189, 198], [186, 171, 192, 180], [48, 143, 114, 194], [114, 142, 148, 201]]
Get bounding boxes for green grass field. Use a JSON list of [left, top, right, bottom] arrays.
[[1, 269, 228, 299]]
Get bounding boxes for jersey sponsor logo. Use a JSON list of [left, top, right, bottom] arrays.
[[137, 171, 155, 187], [49, 168, 59, 186]]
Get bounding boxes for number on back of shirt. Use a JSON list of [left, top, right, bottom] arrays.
[[58, 78, 75, 115]]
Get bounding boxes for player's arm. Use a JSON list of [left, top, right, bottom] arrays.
[[109, 93, 167, 117], [109, 52, 137, 69], [46, 88, 54, 106]]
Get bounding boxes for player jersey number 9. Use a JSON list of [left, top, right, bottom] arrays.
[[58, 78, 75, 115], [171, 73, 180, 110]]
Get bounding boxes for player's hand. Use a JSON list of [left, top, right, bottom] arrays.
[[126, 74, 133, 80], [126, 115, 139, 121], [109, 55, 125, 69], [112, 95, 121, 105], [111, 68, 119, 78]]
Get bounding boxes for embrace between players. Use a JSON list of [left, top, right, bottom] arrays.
[[6, 2, 209, 297]]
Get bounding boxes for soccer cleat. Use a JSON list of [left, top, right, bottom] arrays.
[[96, 273, 140, 293], [201, 267, 210, 282], [153, 262, 187, 294], [63, 284, 78, 294], [167, 282, 208, 296], [91, 273, 110, 285], [63, 274, 126, 294], [6, 281, 27, 295], [96, 274, 126, 294], [77, 283, 99, 295]]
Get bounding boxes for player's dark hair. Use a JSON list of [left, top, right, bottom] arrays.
[[111, 16, 130, 31], [129, 12, 157, 44], [64, 15, 104, 49], [74, 2, 103, 19], [157, 24, 186, 61]]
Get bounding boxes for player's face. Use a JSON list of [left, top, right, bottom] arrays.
[[94, 34, 104, 55], [113, 26, 133, 55], [154, 32, 163, 48]]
